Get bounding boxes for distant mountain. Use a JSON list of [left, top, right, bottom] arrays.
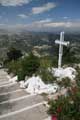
[[0, 27, 80, 35], [0, 29, 9, 35]]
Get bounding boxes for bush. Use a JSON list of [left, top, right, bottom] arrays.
[[21, 53, 40, 77], [39, 57, 56, 83], [6, 52, 40, 81], [52, 56, 58, 67], [48, 89, 80, 120], [6, 60, 22, 75], [48, 71, 80, 120], [75, 66, 80, 88], [17, 70, 26, 81], [40, 69, 56, 84], [57, 77, 71, 88], [40, 57, 52, 69]]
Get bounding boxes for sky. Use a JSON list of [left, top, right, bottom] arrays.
[[0, 0, 80, 32]]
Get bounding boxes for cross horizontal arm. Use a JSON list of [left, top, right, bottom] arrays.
[[55, 40, 69, 46]]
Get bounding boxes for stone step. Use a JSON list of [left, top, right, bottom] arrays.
[[0, 77, 9, 81], [0, 81, 11, 86], [0, 73, 8, 76], [0, 95, 44, 115], [0, 104, 48, 120], [0, 89, 27, 102], [0, 74, 8, 77], [0, 83, 20, 94]]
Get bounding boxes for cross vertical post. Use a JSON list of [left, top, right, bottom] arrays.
[[58, 32, 64, 68], [55, 32, 69, 69]]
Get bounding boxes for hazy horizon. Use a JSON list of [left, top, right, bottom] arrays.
[[0, 0, 80, 33]]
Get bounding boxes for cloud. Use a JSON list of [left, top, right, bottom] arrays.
[[25, 21, 80, 32], [32, 2, 57, 14], [44, 22, 72, 28], [18, 14, 28, 18], [34, 19, 52, 24], [30, 20, 72, 29], [1, 21, 80, 33], [0, 0, 31, 6], [29, 19, 52, 28], [63, 17, 68, 19]]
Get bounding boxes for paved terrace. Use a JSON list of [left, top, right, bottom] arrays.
[[0, 69, 49, 120]]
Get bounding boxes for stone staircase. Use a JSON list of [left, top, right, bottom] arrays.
[[0, 69, 48, 120]]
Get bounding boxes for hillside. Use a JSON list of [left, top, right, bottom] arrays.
[[0, 31, 80, 61]]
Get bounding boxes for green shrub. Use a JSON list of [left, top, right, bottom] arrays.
[[17, 70, 26, 81], [48, 89, 80, 120], [21, 53, 40, 77], [40, 57, 52, 69], [6, 60, 22, 75], [39, 56, 56, 84], [57, 77, 71, 88], [6, 52, 40, 81], [52, 56, 58, 67], [75, 66, 80, 88], [40, 69, 56, 84]]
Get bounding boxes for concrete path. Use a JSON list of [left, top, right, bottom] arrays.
[[0, 69, 48, 120]]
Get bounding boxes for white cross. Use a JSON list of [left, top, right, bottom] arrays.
[[55, 32, 69, 68]]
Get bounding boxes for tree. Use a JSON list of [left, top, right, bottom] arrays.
[[7, 47, 22, 61]]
